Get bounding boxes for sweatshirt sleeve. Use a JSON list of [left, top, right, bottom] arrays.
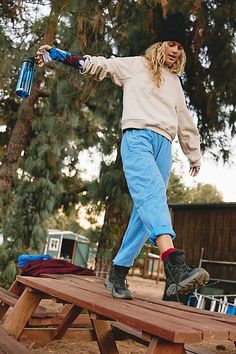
[[46, 49, 140, 86], [81, 55, 141, 86], [176, 81, 202, 167]]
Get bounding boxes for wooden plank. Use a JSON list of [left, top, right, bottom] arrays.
[[89, 312, 109, 321], [111, 322, 149, 345], [60, 303, 74, 313], [40, 274, 103, 285], [112, 322, 224, 354], [19, 327, 96, 343], [16, 276, 195, 342], [221, 208, 234, 280], [146, 337, 186, 354], [9, 280, 24, 296], [16, 276, 203, 343], [53, 304, 83, 340], [38, 273, 236, 340], [0, 284, 58, 319], [5, 275, 234, 351], [0, 287, 19, 320], [131, 299, 236, 341], [0, 328, 32, 354], [135, 292, 236, 322], [185, 344, 213, 354], [61, 285, 230, 341], [28, 312, 91, 327], [90, 312, 118, 354], [0, 289, 18, 306], [171, 204, 236, 280], [0, 287, 19, 300], [43, 274, 234, 321], [40, 274, 236, 340], [2, 287, 42, 339]]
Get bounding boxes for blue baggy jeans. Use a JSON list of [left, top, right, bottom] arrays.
[[113, 129, 176, 267]]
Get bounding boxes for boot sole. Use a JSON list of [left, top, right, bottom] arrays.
[[104, 279, 133, 300], [166, 269, 210, 296]]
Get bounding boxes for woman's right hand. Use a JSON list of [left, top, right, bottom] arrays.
[[36, 44, 52, 66]]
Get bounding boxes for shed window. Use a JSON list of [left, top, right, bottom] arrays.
[[49, 238, 60, 251]]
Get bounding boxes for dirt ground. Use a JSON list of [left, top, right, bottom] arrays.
[[21, 276, 236, 354]]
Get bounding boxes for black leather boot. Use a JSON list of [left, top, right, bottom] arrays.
[[104, 264, 133, 300], [164, 249, 209, 297]]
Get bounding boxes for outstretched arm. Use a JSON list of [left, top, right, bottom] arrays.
[[36, 44, 86, 70], [37, 45, 139, 86]]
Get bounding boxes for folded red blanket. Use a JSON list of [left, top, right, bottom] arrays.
[[20, 258, 95, 277]]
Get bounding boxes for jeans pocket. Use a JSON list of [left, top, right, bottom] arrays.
[[121, 129, 152, 163]]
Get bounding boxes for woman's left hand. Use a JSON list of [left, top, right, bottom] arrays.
[[36, 45, 52, 66], [189, 166, 200, 177]]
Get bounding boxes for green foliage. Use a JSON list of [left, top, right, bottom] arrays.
[[187, 182, 223, 203], [84, 227, 101, 244], [168, 168, 223, 203], [167, 169, 223, 204], [167, 171, 191, 203], [0, 243, 20, 288]]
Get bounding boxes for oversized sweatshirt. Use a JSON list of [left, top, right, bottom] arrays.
[[48, 48, 201, 167]]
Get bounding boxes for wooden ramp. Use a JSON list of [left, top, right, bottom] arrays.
[[1, 274, 236, 354]]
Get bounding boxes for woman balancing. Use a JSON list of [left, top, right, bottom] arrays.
[[37, 12, 209, 300]]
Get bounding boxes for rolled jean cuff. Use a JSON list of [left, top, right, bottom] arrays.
[[149, 229, 176, 246]]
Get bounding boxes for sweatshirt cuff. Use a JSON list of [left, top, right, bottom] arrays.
[[189, 159, 201, 168]]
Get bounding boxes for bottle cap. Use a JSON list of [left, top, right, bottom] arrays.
[[22, 57, 35, 64]]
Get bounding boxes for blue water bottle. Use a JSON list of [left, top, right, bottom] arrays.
[[15, 57, 35, 98]]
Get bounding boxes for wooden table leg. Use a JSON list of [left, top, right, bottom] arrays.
[[89, 312, 119, 354], [9, 279, 23, 296], [146, 337, 186, 354], [0, 303, 10, 320], [53, 304, 83, 340], [2, 287, 41, 339]]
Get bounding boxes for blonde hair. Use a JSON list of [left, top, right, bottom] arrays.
[[144, 42, 186, 87]]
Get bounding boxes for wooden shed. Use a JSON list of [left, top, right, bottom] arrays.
[[44, 229, 90, 267], [169, 203, 236, 288]]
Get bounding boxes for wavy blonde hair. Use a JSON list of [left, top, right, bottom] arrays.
[[144, 42, 186, 87]]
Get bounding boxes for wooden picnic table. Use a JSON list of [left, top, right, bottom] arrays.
[[2, 274, 236, 354]]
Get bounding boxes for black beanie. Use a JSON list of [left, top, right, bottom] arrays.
[[156, 12, 186, 48]]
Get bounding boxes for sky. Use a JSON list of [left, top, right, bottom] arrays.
[[182, 159, 236, 202], [173, 142, 236, 202]]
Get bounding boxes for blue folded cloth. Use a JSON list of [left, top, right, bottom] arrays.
[[18, 254, 52, 269]]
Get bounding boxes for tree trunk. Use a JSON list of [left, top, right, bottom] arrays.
[[0, 0, 68, 194], [95, 201, 130, 277], [0, 85, 39, 193]]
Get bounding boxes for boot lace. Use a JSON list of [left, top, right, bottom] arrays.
[[166, 262, 192, 303], [111, 272, 129, 299]]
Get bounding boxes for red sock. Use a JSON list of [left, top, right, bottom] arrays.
[[161, 248, 177, 261]]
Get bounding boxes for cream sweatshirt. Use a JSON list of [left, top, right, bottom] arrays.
[[82, 55, 201, 167]]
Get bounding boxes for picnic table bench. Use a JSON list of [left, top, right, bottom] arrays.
[[1, 274, 236, 354]]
